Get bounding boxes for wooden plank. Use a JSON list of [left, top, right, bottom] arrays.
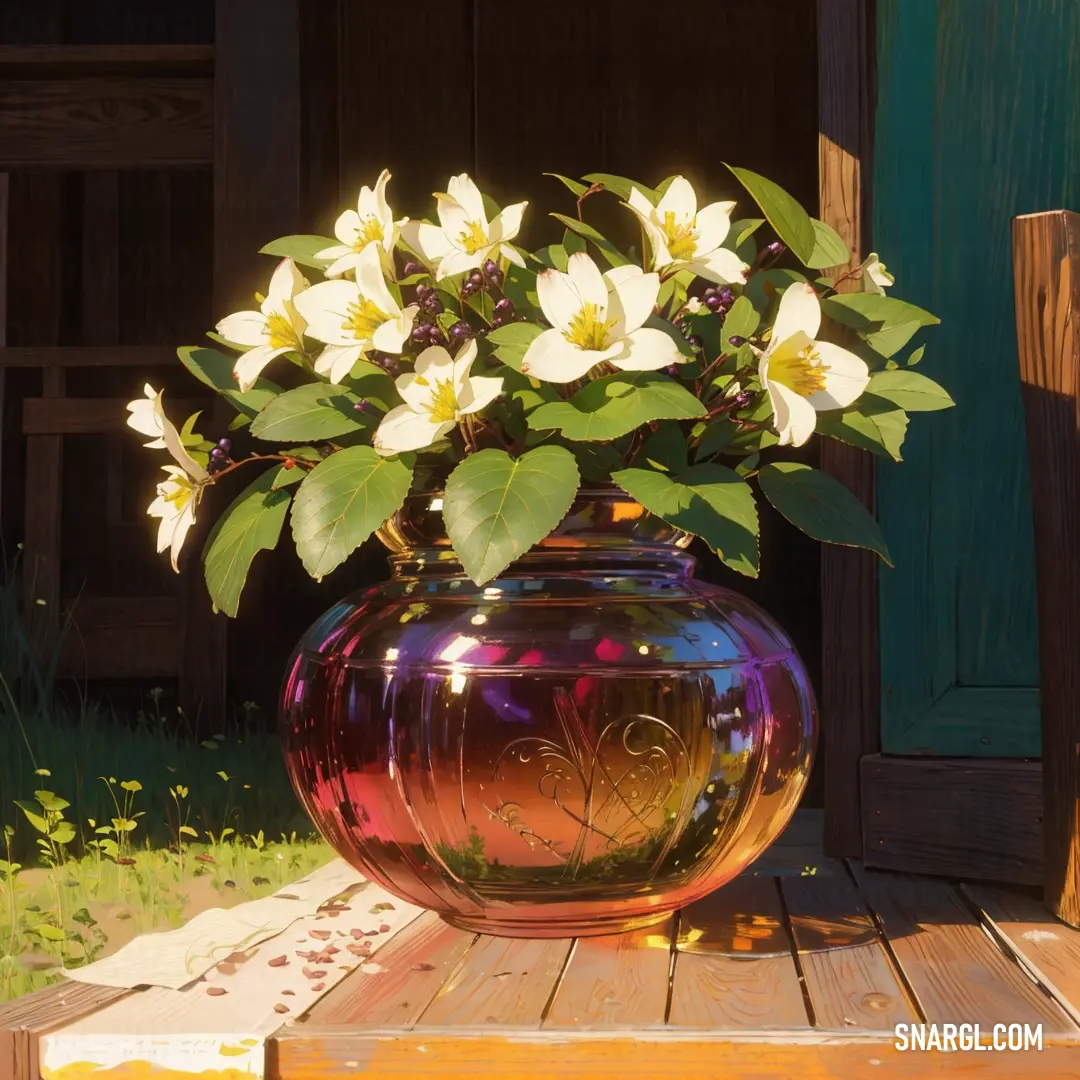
[[23, 396, 204, 434], [668, 877, 808, 1030], [0, 44, 214, 74], [59, 596, 181, 679], [817, 0, 879, 861], [781, 866, 917, 1030], [850, 862, 1076, 1032], [0, 76, 213, 168], [860, 755, 1042, 884], [269, 1029, 1080, 1080], [418, 934, 573, 1028], [543, 916, 675, 1030], [0, 173, 7, 519], [1012, 209, 1080, 927], [0, 345, 178, 367], [0, 982, 129, 1080], [304, 910, 477, 1028], [964, 883, 1080, 1029]]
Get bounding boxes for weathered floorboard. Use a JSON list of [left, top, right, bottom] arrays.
[[782, 865, 917, 1030], [668, 877, 807, 1029], [850, 863, 1075, 1032]]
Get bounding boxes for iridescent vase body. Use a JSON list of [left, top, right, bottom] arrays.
[[281, 490, 817, 937]]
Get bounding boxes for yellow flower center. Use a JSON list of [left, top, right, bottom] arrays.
[[266, 311, 302, 351], [661, 211, 698, 261], [160, 481, 193, 509], [768, 336, 829, 397], [565, 302, 618, 351], [427, 380, 460, 423], [344, 298, 389, 342], [458, 220, 489, 255], [352, 217, 385, 251]]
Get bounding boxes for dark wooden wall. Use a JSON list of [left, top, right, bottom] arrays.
[[1, 2, 822, 767]]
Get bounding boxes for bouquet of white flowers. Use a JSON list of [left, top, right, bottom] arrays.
[[126, 166, 950, 615]]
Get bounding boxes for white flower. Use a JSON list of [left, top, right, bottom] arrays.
[[373, 339, 502, 456], [293, 244, 418, 384], [519, 253, 682, 384], [859, 252, 894, 294], [626, 177, 749, 285], [400, 174, 527, 281], [215, 259, 309, 392], [125, 386, 209, 571], [758, 282, 870, 448], [316, 169, 405, 278]]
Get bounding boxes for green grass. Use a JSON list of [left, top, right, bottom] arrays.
[[0, 562, 331, 1004]]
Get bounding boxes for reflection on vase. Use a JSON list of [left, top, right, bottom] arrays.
[[281, 490, 817, 937]]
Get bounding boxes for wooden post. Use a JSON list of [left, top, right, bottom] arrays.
[[817, 0, 881, 857], [1012, 210, 1080, 927]]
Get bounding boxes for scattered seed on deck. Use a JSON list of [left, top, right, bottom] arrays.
[[268, 955, 288, 967], [311, 982, 325, 992], [303, 966, 328, 979], [206, 986, 227, 996], [379, 923, 391, 933], [310, 929, 332, 940], [216, 962, 237, 976], [274, 1003, 290, 1014], [281, 989, 295, 996], [411, 963, 435, 972]]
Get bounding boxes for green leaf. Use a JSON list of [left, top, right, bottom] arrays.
[[15, 801, 48, 834], [655, 176, 678, 197], [637, 421, 687, 473], [757, 462, 892, 564], [805, 219, 852, 270], [562, 229, 587, 256], [613, 465, 759, 577], [203, 467, 292, 617], [644, 314, 694, 358], [250, 383, 369, 443], [906, 345, 925, 367], [528, 371, 706, 442], [730, 218, 765, 263], [551, 213, 631, 268], [34, 790, 69, 812], [49, 823, 76, 845], [119, 780, 142, 793], [816, 398, 910, 462], [177, 346, 282, 418], [443, 446, 580, 585], [534, 244, 570, 272], [486, 321, 545, 373], [544, 173, 589, 197], [258, 234, 336, 270], [503, 264, 539, 312], [866, 369, 954, 412], [291, 446, 413, 580], [725, 166, 816, 264], [723, 296, 760, 341], [34, 923, 68, 942], [581, 172, 659, 203], [571, 441, 624, 483], [820, 294, 939, 357], [693, 419, 738, 462]]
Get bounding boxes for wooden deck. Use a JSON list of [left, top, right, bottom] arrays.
[[4, 812, 1080, 1079]]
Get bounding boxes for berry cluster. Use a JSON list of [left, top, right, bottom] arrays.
[[462, 259, 504, 299], [411, 284, 450, 349], [703, 285, 735, 316], [206, 437, 232, 476]]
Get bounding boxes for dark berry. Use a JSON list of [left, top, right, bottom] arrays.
[[353, 399, 368, 411], [490, 315, 506, 329], [766, 241, 785, 256], [402, 260, 425, 277], [487, 268, 504, 288], [461, 281, 479, 298], [483, 259, 500, 277], [468, 269, 484, 285], [719, 287, 734, 302], [663, 364, 681, 377], [429, 328, 449, 348], [448, 321, 472, 341], [494, 297, 514, 315], [211, 447, 226, 461], [687, 335, 702, 349], [411, 326, 430, 343], [734, 391, 753, 408], [705, 295, 724, 312], [703, 287, 719, 300], [216, 438, 232, 454], [416, 283, 434, 300], [422, 294, 444, 314], [728, 335, 747, 347]]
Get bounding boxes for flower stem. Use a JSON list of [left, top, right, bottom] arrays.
[[576, 182, 605, 222], [206, 452, 319, 485]]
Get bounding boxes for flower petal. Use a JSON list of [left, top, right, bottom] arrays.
[[372, 307, 414, 353], [693, 199, 737, 253], [611, 326, 682, 372], [449, 337, 479, 390], [372, 168, 392, 223], [655, 176, 697, 223], [333, 208, 362, 247], [322, 251, 364, 279], [373, 405, 452, 456], [500, 244, 527, 268], [626, 186, 656, 220], [488, 201, 527, 244], [807, 342, 871, 410], [770, 282, 821, 349], [414, 343, 457, 383], [519, 327, 600, 383], [264, 258, 308, 309], [314, 344, 362, 383], [293, 280, 359, 346], [689, 246, 750, 286], [446, 174, 487, 225], [402, 221, 452, 264], [536, 268, 581, 334], [354, 243, 398, 314], [606, 267, 659, 337], [768, 378, 819, 447], [459, 375, 503, 415], [565, 252, 608, 310], [316, 242, 351, 261], [166, 501, 197, 572], [435, 246, 484, 280], [215, 310, 269, 348], [234, 343, 291, 393]]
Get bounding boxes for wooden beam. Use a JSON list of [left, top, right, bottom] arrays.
[[817, 0, 879, 860], [0, 76, 213, 169], [0, 44, 214, 75], [0, 345, 178, 367], [0, 173, 8, 522], [1012, 209, 1080, 926], [22, 396, 205, 435], [860, 755, 1042, 884]]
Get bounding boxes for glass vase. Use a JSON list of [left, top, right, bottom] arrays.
[[281, 489, 817, 937]]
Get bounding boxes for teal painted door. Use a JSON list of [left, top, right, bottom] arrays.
[[874, 0, 1080, 757]]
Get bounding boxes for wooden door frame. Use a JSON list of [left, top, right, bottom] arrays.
[[816, 0, 1044, 887]]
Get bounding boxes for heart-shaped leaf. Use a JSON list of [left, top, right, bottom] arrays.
[[757, 462, 892, 564], [250, 383, 372, 443], [725, 166, 816, 264], [177, 346, 282, 418], [805, 219, 852, 270], [867, 369, 955, 411], [291, 447, 413, 580], [203, 467, 293, 617], [443, 446, 580, 585]]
